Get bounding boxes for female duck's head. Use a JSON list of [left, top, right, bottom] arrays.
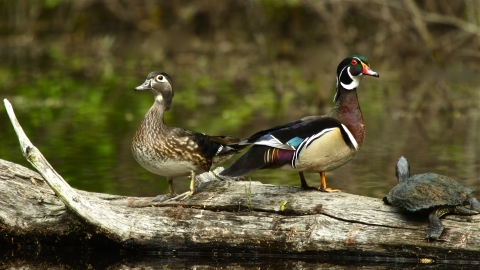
[[135, 71, 174, 110]]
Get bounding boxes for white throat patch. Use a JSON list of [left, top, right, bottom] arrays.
[[340, 66, 362, 90], [155, 94, 164, 103]]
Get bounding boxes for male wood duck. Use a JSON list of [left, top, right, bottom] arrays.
[[132, 71, 245, 201], [220, 55, 379, 192]]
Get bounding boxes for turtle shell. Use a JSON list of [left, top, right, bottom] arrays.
[[386, 173, 473, 212]]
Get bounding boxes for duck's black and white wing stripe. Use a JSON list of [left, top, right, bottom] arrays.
[[244, 117, 358, 169]]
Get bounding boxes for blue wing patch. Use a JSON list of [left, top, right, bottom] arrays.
[[286, 137, 304, 149]]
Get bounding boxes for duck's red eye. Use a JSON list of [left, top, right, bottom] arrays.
[[351, 59, 358, 65]]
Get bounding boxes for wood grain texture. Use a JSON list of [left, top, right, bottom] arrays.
[[1, 158, 480, 260]]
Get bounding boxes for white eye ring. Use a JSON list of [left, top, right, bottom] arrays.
[[156, 75, 166, 82]]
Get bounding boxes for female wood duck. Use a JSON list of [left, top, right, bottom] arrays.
[[132, 71, 245, 201], [220, 55, 379, 192]]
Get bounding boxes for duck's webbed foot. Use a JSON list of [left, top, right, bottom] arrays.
[[318, 171, 341, 193], [166, 190, 194, 201], [165, 171, 196, 201], [299, 172, 318, 190], [319, 187, 342, 193], [153, 178, 177, 202], [153, 193, 177, 202]]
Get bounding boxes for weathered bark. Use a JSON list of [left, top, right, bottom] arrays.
[[2, 98, 480, 264]]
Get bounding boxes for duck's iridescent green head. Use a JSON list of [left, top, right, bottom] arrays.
[[334, 55, 379, 101]]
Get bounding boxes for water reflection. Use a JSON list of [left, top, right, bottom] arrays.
[[2, 248, 480, 268], [1, 79, 479, 200]]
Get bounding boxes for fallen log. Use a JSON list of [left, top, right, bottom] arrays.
[[2, 98, 480, 263]]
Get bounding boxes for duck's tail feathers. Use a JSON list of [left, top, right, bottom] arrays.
[[211, 135, 248, 152], [220, 145, 293, 177]]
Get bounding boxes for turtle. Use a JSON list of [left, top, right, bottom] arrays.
[[383, 156, 480, 240]]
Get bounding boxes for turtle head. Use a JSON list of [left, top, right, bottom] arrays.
[[395, 156, 410, 183]]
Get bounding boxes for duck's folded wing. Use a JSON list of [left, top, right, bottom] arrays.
[[167, 129, 239, 159], [240, 119, 307, 145], [249, 117, 358, 151], [240, 115, 327, 145], [220, 118, 359, 177]]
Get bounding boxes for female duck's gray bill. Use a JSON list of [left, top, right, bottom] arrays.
[[135, 79, 152, 91]]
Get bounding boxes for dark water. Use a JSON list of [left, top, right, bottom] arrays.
[[2, 248, 480, 269]]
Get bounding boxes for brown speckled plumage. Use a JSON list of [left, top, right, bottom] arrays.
[[132, 71, 244, 200]]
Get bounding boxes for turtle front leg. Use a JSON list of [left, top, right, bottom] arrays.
[[426, 207, 448, 240], [426, 204, 479, 240], [453, 204, 479, 215], [468, 198, 480, 212]]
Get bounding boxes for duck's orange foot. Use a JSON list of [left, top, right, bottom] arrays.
[[319, 187, 341, 193]]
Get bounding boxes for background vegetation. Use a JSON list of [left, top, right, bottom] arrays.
[[0, 0, 479, 198]]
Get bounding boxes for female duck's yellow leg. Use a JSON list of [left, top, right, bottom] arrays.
[[319, 171, 341, 192], [153, 178, 177, 201], [168, 178, 176, 196], [164, 171, 196, 202]]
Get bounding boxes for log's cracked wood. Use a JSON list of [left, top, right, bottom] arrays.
[[2, 99, 480, 260]]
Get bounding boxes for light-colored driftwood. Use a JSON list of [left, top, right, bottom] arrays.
[[2, 98, 480, 262]]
